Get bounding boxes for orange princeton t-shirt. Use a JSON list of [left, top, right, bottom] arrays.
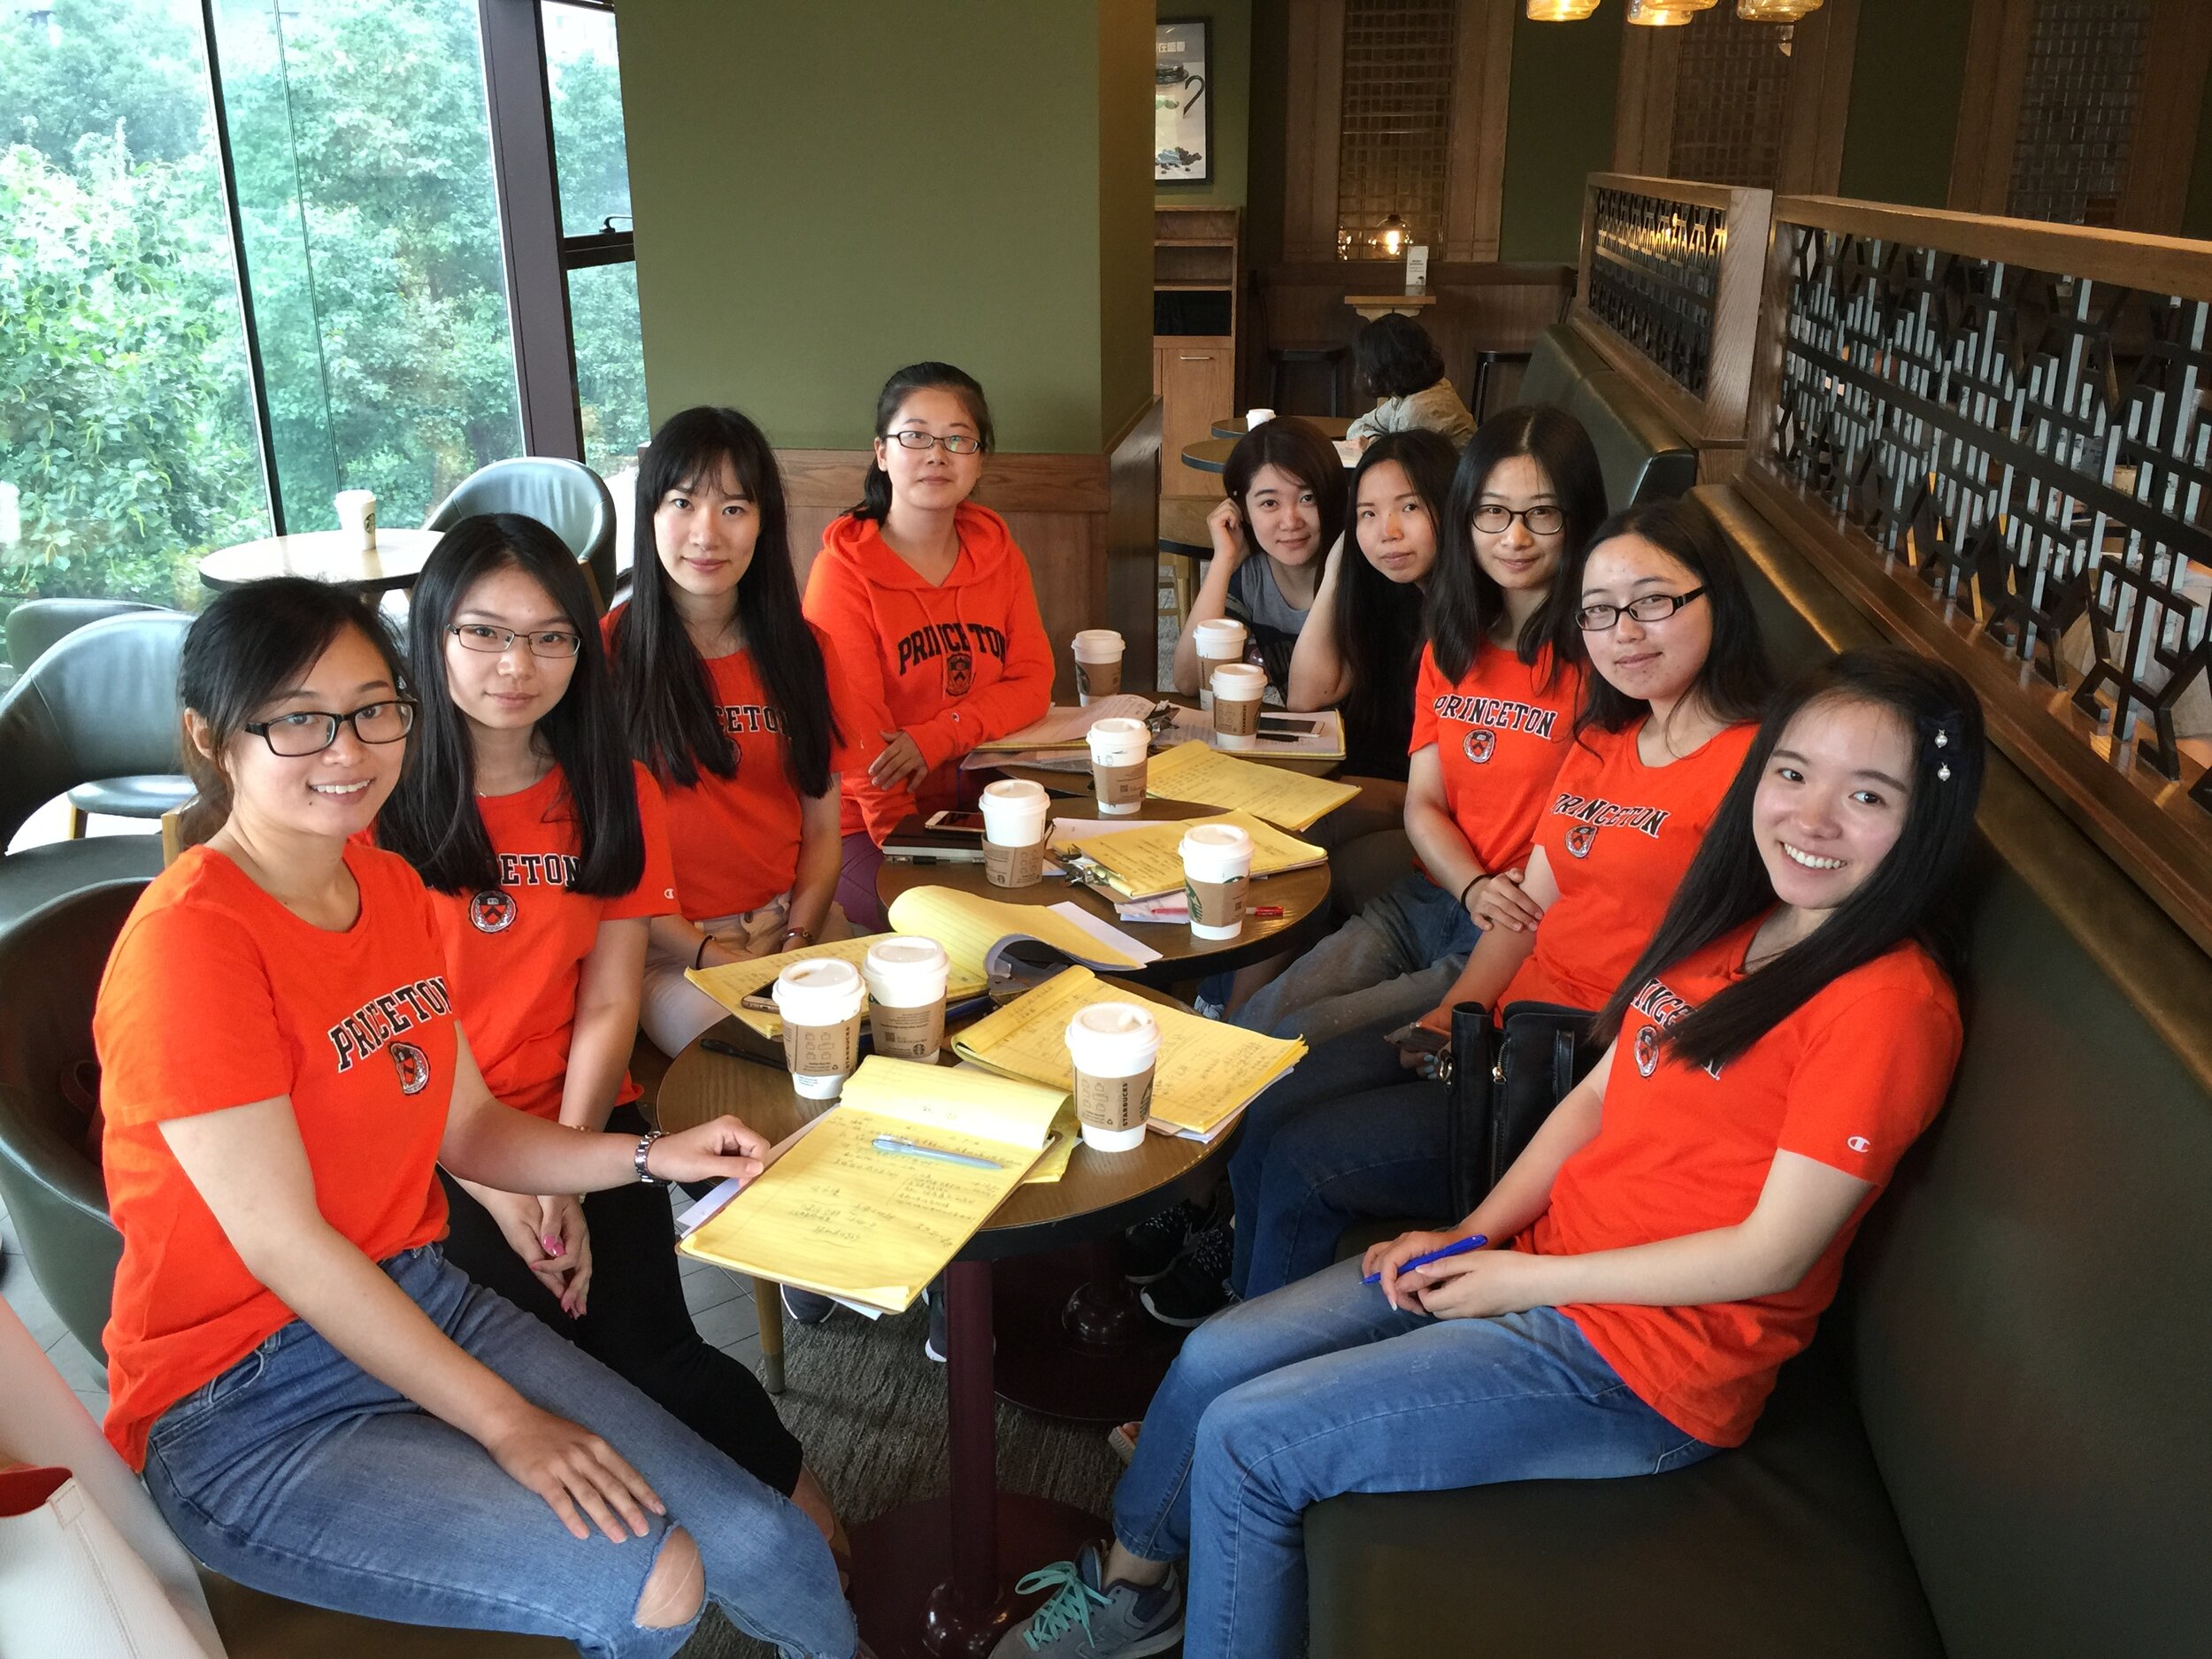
[[1501, 718, 1757, 1011], [421, 761, 677, 1122], [604, 611, 869, 921], [94, 844, 457, 1469], [1522, 917, 1962, 1447], [1408, 641, 1582, 877]]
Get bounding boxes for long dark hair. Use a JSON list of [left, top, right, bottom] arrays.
[[612, 405, 839, 795], [851, 361, 995, 524], [1429, 405, 1608, 685], [1576, 497, 1776, 742], [1594, 648, 1985, 1071], [1355, 312, 1447, 399], [177, 577, 410, 847], [1339, 429, 1457, 758], [379, 514, 644, 897], [1220, 418, 1348, 559]]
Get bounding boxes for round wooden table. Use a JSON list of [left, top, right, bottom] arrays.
[[1348, 292, 1437, 322], [1157, 494, 1216, 558], [657, 994, 1238, 1659], [1183, 430, 1358, 476], [1210, 412, 1352, 440], [196, 527, 444, 593], [878, 795, 1332, 983]]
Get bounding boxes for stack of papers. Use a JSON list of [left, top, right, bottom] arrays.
[[953, 965, 1305, 1141], [1160, 704, 1347, 761], [885, 887, 1160, 981], [1056, 810, 1325, 901], [1143, 741, 1360, 831], [686, 934, 987, 1041], [971, 696, 1163, 751]]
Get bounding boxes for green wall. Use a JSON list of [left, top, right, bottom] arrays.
[[1154, 1, 1252, 209], [1497, 4, 1625, 264], [1838, 0, 1972, 209], [618, 0, 1153, 453]]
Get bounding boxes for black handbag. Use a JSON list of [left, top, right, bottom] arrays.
[[1440, 1000, 1603, 1218]]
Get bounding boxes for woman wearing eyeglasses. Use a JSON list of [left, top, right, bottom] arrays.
[[95, 578, 862, 1655], [376, 514, 845, 1554], [803, 362, 1054, 930]]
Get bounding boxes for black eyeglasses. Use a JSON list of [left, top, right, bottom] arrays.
[[448, 623, 582, 658], [1472, 503, 1566, 536], [1576, 588, 1707, 632], [243, 699, 418, 757], [884, 430, 984, 455]]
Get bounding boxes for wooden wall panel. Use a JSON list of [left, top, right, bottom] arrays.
[[1947, 0, 2035, 215], [1610, 22, 1681, 178], [1443, 0, 1518, 263], [1778, 0, 1861, 196], [2119, 0, 2212, 233], [1283, 0, 1348, 260]]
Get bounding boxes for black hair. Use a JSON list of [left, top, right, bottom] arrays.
[[1220, 418, 1349, 564], [852, 361, 995, 524], [1575, 496, 1777, 744], [1339, 429, 1459, 762], [612, 406, 840, 795], [1355, 312, 1448, 400], [378, 514, 644, 897], [1594, 647, 1986, 1071], [1428, 404, 1609, 685], [176, 576, 410, 847]]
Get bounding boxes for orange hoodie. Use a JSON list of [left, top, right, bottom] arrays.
[[803, 502, 1055, 842]]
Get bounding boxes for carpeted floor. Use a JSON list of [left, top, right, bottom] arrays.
[[681, 1295, 1130, 1659]]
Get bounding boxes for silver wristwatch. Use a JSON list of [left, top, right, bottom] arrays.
[[633, 1129, 664, 1185]]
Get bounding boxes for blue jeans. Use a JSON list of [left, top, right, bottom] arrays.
[[1111, 1261, 1718, 1659], [142, 1246, 856, 1659], [1233, 871, 1480, 1042]]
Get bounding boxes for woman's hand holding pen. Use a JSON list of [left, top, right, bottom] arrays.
[[644, 1115, 774, 1188], [1400, 1245, 1548, 1322]]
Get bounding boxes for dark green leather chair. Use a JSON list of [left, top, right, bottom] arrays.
[[1568, 368, 1698, 505], [425, 457, 618, 611], [1514, 321, 1609, 409], [0, 612, 191, 931], [5, 598, 162, 672]]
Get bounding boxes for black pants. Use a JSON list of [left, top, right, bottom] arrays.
[[437, 1104, 804, 1496]]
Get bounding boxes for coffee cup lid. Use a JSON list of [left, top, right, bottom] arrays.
[[1194, 618, 1248, 643], [1210, 662, 1266, 695], [864, 936, 949, 972], [1064, 1001, 1162, 1071], [981, 778, 1050, 806], [772, 956, 864, 1018], [1072, 629, 1125, 655], [1179, 822, 1254, 858]]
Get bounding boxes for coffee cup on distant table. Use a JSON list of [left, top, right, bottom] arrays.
[[1071, 629, 1125, 706], [334, 489, 378, 551], [1086, 717, 1151, 817], [862, 936, 950, 1064], [1192, 617, 1248, 711], [771, 958, 867, 1101], [1179, 821, 1256, 941], [1064, 1002, 1162, 1152], [979, 777, 1052, 887], [1244, 409, 1275, 429], [1210, 662, 1266, 751]]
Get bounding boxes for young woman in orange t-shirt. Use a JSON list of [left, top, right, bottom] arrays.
[[1000, 649, 1982, 1659], [378, 513, 841, 1549], [95, 579, 858, 1654]]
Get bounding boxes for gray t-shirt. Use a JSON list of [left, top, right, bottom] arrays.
[[1225, 556, 1310, 702]]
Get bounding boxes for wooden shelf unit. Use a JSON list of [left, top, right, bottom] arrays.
[[1154, 205, 1240, 500]]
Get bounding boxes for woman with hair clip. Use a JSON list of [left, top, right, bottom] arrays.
[[995, 647, 1984, 1659], [96, 578, 864, 1658], [1139, 408, 1605, 1326], [607, 405, 872, 1057], [1171, 417, 1347, 700], [1230, 495, 1779, 1301], [378, 511, 845, 1556], [803, 361, 1054, 931], [1342, 312, 1477, 448]]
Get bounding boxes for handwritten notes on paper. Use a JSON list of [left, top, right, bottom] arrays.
[[1057, 810, 1325, 900], [885, 887, 1157, 983], [1142, 741, 1359, 831]]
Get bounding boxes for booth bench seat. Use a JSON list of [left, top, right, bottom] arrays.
[[1514, 322, 1697, 509], [1303, 485, 2212, 1659]]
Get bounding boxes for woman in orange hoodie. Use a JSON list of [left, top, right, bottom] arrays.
[[803, 362, 1056, 929]]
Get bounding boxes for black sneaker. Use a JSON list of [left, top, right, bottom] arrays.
[[925, 1284, 949, 1363], [782, 1285, 835, 1325], [1122, 1199, 1204, 1286], [1139, 1221, 1237, 1328]]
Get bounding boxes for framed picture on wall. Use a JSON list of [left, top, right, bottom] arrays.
[[1156, 19, 1211, 184]]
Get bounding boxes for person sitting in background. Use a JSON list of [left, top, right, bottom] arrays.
[[378, 511, 844, 1555], [995, 647, 1985, 1659], [1171, 417, 1348, 702], [804, 361, 1055, 931], [98, 576, 861, 1658], [605, 405, 870, 1058], [1343, 312, 1477, 449]]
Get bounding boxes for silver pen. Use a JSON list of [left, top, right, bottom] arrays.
[[870, 1135, 1004, 1171]]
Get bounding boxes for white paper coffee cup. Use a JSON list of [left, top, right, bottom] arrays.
[[771, 958, 867, 1101], [1179, 822, 1256, 940], [863, 937, 950, 1064], [1087, 716, 1150, 817], [1210, 663, 1267, 750], [335, 489, 378, 550], [1245, 409, 1275, 428], [979, 778, 1052, 886], [1071, 630, 1125, 706], [1193, 618, 1248, 711], [1064, 1002, 1162, 1152]]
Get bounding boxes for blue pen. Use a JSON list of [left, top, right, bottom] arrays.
[[1363, 1234, 1488, 1285], [871, 1135, 1004, 1171]]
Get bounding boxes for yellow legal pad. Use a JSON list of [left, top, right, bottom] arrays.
[[1141, 741, 1360, 832], [884, 886, 1156, 983], [953, 965, 1306, 1141], [676, 1056, 1068, 1314], [1056, 810, 1325, 901], [685, 934, 987, 1041]]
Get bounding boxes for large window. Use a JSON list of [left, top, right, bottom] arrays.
[[0, 0, 270, 611]]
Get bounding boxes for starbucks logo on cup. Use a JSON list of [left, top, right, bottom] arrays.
[[1463, 729, 1495, 764], [469, 889, 517, 933]]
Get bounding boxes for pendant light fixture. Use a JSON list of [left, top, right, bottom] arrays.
[[1626, 0, 1709, 25], [1374, 213, 1411, 259], [1738, 0, 1823, 18], [1525, 0, 1602, 19]]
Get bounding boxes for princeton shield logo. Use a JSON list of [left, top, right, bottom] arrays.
[[1634, 1024, 1660, 1078], [944, 651, 975, 697], [469, 889, 517, 933], [391, 1042, 432, 1095], [1564, 825, 1598, 859], [1462, 728, 1495, 764]]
